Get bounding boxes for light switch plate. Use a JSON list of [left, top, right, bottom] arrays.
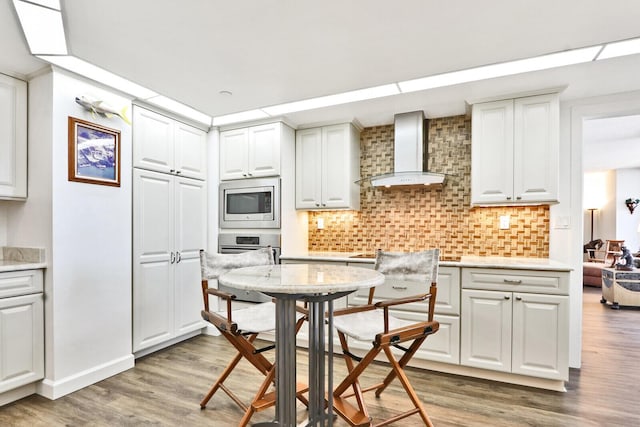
[[317, 217, 324, 229]]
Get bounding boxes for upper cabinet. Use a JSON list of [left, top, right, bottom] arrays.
[[219, 122, 284, 180], [0, 74, 27, 200], [296, 123, 360, 210], [133, 106, 207, 180], [471, 93, 559, 205]]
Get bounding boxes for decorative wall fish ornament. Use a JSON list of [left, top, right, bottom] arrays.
[[75, 95, 131, 125]]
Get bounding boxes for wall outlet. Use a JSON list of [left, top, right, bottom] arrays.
[[317, 217, 324, 229], [499, 215, 510, 229]]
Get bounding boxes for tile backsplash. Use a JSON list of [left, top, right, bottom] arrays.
[[307, 115, 550, 258]]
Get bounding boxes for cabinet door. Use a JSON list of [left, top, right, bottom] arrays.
[[471, 99, 514, 204], [133, 107, 175, 174], [219, 128, 249, 180], [0, 293, 44, 393], [174, 177, 206, 335], [512, 293, 568, 380], [513, 94, 559, 203], [248, 123, 281, 178], [461, 289, 512, 372], [133, 169, 175, 352], [322, 124, 353, 209], [174, 122, 207, 180], [0, 74, 27, 199], [295, 127, 323, 209]]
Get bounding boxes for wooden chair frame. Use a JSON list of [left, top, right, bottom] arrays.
[[331, 250, 439, 427], [199, 249, 308, 426]]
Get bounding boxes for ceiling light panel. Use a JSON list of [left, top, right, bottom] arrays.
[[13, 0, 67, 54], [399, 46, 602, 93], [212, 110, 270, 126], [24, 0, 60, 10], [262, 84, 400, 116], [37, 55, 158, 99], [145, 96, 212, 126], [598, 37, 640, 60]]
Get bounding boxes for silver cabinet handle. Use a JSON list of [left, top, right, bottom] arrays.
[[503, 279, 522, 284], [170, 252, 175, 264], [315, 203, 320, 207], [506, 196, 512, 200], [516, 196, 522, 200], [504, 295, 510, 300], [515, 296, 522, 301], [170, 169, 175, 173], [176, 170, 181, 174], [392, 286, 408, 290], [176, 251, 181, 263]]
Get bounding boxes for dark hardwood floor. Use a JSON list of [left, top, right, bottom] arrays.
[[1, 287, 639, 426]]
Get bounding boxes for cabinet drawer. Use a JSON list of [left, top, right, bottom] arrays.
[[462, 268, 568, 295], [0, 270, 44, 299]]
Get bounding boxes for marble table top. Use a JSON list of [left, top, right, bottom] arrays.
[[219, 263, 385, 295]]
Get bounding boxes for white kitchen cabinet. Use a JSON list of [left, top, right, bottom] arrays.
[[296, 123, 360, 210], [0, 270, 44, 395], [0, 74, 27, 200], [133, 106, 207, 180], [460, 268, 569, 380], [219, 122, 285, 180], [471, 93, 559, 205], [133, 168, 206, 352]]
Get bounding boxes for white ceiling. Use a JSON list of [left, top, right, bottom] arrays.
[[3, 0, 640, 164]]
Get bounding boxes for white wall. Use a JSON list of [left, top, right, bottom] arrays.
[[616, 168, 640, 251], [5, 68, 134, 398]]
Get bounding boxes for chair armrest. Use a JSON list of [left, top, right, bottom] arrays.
[[206, 288, 237, 300], [201, 310, 237, 333], [374, 293, 430, 308], [333, 304, 377, 317]]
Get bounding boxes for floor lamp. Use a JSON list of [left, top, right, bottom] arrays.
[[587, 208, 598, 241]]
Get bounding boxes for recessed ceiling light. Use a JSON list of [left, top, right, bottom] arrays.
[[145, 95, 212, 126], [212, 109, 270, 126], [398, 46, 602, 93], [261, 84, 400, 116], [13, 0, 67, 55], [597, 37, 640, 60], [37, 55, 158, 99]]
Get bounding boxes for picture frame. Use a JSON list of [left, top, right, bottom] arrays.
[[68, 116, 121, 187]]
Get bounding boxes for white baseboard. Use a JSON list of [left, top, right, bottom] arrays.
[[37, 354, 135, 400]]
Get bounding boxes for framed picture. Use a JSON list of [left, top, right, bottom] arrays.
[[68, 117, 121, 187]]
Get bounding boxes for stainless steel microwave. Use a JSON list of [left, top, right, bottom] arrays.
[[219, 177, 281, 229]]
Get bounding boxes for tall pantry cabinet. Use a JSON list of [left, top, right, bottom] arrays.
[[132, 106, 207, 353]]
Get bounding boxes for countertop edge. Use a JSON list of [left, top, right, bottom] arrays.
[[279, 254, 572, 272], [0, 262, 48, 273]]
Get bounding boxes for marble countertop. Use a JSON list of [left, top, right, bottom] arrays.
[[0, 247, 47, 273], [219, 263, 385, 295], [280, 251, 572, 272]]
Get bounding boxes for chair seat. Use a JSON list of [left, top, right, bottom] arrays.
[[217, 301, 304, 334], [218, 302, 276, 333], [333, 310, 415, 342]]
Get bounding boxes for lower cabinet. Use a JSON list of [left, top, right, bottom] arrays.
[[133, 168, 206, 352], [461, 286, 569, 380], [0, 270, 44, 396]]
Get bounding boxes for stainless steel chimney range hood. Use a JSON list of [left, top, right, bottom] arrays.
[[366, 111, 446, 188]]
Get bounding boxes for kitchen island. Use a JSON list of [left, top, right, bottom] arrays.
[[280, 251, 572, 392]]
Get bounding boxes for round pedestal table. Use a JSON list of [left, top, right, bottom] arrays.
[[219, 263, 384, 427]]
